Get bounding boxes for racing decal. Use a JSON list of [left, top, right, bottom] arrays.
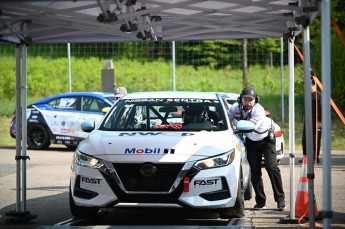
[[124, 148, 175, 154], [61, 128, 71, 133], [56, 136, 75, 141], [119, 132, 195, 136], [80, 176, 102, 188], [164, 148, 175, 154], [119, 132, 162, 136], [124, 98, 219, 103], [194, 178, 220, 186], [38, 109, 104, 139], [191, 178, 222, 192]]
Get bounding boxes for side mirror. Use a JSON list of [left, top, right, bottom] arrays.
[[102, 107, 110, 113], [81, 120, 95, 133], [236, 120, 255, 133]]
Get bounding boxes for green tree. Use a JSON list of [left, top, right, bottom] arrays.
[[308, 0, 345, 115]]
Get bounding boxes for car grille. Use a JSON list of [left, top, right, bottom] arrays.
[[113, 163, 184, 192]]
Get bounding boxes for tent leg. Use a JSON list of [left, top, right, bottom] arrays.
[[5, 23, 36, 224]]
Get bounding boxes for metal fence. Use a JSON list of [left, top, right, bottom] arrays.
[[1, 39, 291, 68]]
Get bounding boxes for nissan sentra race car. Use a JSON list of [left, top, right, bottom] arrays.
[[69, 91, 252, 219]]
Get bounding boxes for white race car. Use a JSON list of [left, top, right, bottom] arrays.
[[69, 91, 252, 219]]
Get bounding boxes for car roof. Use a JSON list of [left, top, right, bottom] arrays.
[[219, 92, 240, 99], [121, 91, 219, 100], [33, 92, 114, 104]]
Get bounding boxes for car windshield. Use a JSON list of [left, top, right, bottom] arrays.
[[99, 98, 227, 131]]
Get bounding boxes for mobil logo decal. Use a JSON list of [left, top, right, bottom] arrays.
[[124, 148, 175, 154], [125, 148, 161, 154]]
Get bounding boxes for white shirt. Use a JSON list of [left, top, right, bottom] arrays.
[[228, 102, 271, 141]]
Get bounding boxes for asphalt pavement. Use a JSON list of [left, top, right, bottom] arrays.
[[0, 146, 344, 229]]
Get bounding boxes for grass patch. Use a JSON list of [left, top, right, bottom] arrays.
[[0, 116, 16, 146], [277, 120, 345, 151]]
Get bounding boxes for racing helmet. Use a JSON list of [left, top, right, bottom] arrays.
[[183, 105, 208, 125]]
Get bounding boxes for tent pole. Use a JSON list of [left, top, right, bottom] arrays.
[[280, 37, 284, 123], [15, 44, 22, 213], [321, 0, 332, 228], [303, 26, 316, 229], [172, 40, 176, 91], [288, 36, 296, 219], [5, 21, 37, 224], [21, 43, 28, 212]]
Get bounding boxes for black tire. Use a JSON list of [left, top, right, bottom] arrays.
[[27, 124, 50, 150], [218, 168, 245, 219], [244, 180, 253, 200], [69, 185, 99, 218]]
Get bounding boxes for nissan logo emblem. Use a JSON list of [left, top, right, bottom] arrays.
[[140, 163, 157, 177]]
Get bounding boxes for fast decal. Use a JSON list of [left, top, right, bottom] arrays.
[[81, 176, 102, 187], [194, 178, 220, 186], [119, 132, 194, 136], [124, 148, 175, 154]]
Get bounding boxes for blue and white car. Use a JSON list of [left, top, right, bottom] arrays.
[[69, 91, 253, 219], [10, 92, 115, 150]]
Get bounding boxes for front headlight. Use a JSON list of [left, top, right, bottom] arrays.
[[194, 149, 235, 170], [74, 151, 104, 169]]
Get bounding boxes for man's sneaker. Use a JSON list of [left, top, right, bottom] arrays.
[[277, 202, 286, 211], [254, 203, 266, 210]]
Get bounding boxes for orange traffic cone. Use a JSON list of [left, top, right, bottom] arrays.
[[295, 155, 318, 219]]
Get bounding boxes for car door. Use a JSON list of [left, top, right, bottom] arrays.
[[79, 95, 110, 132], [38, 96, 83, 138]]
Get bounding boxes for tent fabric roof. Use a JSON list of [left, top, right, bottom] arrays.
[[0, 0, 320, 44]]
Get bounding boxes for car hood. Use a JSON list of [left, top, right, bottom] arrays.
[[78, 130, 237, 163]]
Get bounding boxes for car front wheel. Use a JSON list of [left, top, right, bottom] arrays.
[[27, 124, 50, 150]]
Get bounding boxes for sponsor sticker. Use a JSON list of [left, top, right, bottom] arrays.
[[119, 132, 194, 137], [192, 178, 222, 191], [80, 176, 102, 188], [124, 148, 175, 154], [124, 98, 219, 103], [56, 136, 71, 140], [61, 128, 70, 133]]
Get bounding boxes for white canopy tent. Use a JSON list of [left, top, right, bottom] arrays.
[[0, 1, 332, 228]]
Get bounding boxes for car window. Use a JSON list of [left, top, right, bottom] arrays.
[[100, 99, 227, 131], [105, 96, 115, 104], [82, 96, 109, 112], [47, 97, 78, 110]]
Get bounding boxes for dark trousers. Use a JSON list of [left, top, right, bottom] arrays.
[[246, 138, 285, 205], [302, 122, 321, 161]]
